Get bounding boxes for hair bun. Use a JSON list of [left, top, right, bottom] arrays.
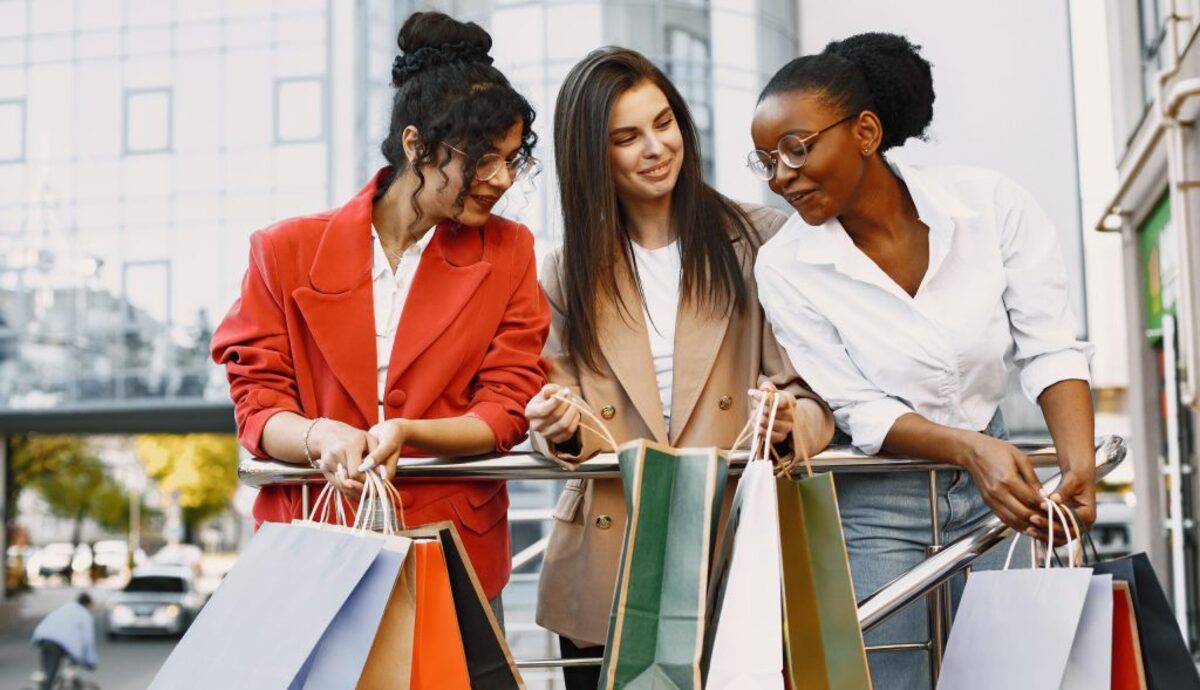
[[822, 32, 934, 149], [392, 12, 494, 87]]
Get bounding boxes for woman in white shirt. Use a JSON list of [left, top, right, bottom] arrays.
[[750, 33, 1096, 688], [524, 47, 834, 690]]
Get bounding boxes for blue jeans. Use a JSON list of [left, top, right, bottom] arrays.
[[835, 410, 1027, 690]]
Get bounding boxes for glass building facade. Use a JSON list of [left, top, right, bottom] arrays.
[[0, 0, 798, 415], [0, 0, 333, 411]]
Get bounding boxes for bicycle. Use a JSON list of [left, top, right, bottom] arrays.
[[26, 657, 100, 690]]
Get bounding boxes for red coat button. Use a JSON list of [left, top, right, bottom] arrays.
[[386, 389, 406, 407]]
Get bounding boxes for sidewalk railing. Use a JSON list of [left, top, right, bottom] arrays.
[[238, 435, 1127, 685]]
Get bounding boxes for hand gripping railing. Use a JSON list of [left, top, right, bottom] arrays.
[[237, 435, 1127, 682]]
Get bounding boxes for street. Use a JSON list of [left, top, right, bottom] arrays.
[[0, 587, 173, 690], [0, 578, 564, 690]]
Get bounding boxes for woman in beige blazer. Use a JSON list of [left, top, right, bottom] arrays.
[[525, 47, 835, 690]]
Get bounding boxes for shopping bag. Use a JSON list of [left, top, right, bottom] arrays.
[[1081, 537, 1200, 688], [396, 521, 524, 690], [149, 521, 385, 690], [1060, 573, 1113, 690], [776, 462, 871, 690], [937, 502, 1104, 690], [283, 480, 416, 689], [357, 549, 418, 690], [1112, 582, 1149, 690], [705, 394, 786, 690], [409, 539, 472, 690], [291, 542, 410, 689], [600, 439, 729, 690]]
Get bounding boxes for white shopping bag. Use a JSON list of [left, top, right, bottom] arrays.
[[1060, 573, 1113, 690], [705, 397, 785, 690], [937, 500, 1111, 690]]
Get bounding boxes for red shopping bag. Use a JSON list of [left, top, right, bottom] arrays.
[[1112, 582, 1148, 690]]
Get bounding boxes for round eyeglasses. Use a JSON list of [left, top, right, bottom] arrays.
[[745, 114, 857, 181], [442, 143, 534, 183]]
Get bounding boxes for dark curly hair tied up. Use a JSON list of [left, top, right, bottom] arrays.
[[760, 32, 935, 152], [391, 42, 494, 87], [378, 12, 537, 216]]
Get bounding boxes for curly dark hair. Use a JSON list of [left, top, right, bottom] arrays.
[[378, 12, 538, 221], [760, 32, 934, 152]]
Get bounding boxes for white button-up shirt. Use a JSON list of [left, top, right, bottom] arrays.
[[756, 162, 1093, 454], [373, 225, 433, 423]]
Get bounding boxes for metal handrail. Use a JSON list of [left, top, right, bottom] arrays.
[[857, 434, 1126, 630], [236, 435, 1127, 674], [237, 440, 1065, 486]]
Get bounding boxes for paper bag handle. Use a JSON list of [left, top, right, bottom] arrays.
[[551, 389, 620, 452]]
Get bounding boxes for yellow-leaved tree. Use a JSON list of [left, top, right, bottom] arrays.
[[135, 434, 240, 535]]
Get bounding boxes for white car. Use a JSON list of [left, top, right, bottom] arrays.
[[105, 565, 206, 638], [150, 544, 204, 577]]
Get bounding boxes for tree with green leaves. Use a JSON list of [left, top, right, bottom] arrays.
[[9, 435, 131, 545]]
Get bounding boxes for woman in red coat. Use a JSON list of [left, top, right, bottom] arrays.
[[211, 12, 550, 606]]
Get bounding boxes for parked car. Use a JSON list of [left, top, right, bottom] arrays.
[[150, 543, 204, 577], [91, 540, 145, 578], [104, 565, 206, 638], [30, 543, 75, 581]]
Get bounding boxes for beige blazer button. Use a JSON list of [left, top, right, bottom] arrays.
[[600, 405, 616, 419], [595, 515, 613, 529], [718, 395, 733, 410]]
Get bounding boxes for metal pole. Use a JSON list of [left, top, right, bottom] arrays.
[[926, 469, 944, 686], [1163, 315, 1190, 636]]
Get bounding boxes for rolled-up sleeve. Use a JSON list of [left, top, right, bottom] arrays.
[[997, 179, 1094, 403], [211, 230, 303, 458], [756, 261, 912, 454], [465, 228, 551, 452]]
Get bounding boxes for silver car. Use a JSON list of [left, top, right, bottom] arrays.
[[104, 565, 206, 638]]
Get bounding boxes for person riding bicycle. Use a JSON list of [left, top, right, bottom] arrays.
[[31, 593, 97, 690]]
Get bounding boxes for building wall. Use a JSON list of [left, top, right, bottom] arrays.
[[0, 0, 335, 410]]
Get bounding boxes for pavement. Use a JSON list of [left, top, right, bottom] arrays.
[[0, 585, 174, 690]]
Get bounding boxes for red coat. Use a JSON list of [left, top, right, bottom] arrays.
[[212, 169, 550, 598]]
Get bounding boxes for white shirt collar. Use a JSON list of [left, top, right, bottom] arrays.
[[371, 225, 435, 279], [789, 162, 982, 302]]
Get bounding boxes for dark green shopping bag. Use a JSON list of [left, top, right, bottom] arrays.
[[600, 439, 729, 690], [777, 466, 872, 690]]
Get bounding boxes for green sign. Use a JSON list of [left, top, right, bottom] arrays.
[[1139, 192, 1174, 343]]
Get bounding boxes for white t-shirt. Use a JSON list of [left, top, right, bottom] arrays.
[[630, 239, 682, 431], [372, 225, 433, 423]]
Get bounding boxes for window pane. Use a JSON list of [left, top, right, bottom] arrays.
[[0, 99, 23, 162], [275, 78, 323, 143], [125, 88, 172, 153]]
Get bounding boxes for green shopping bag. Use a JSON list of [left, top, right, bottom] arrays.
[[600, 439, 729, 690], [777, 457, 872, 690]]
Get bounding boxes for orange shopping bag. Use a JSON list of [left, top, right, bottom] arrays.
[[410, 540, 471, 690]]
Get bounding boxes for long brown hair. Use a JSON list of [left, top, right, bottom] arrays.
[[555, 47, 760, 371]]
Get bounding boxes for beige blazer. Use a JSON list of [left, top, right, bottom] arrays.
[[532, 203, 828, 646]]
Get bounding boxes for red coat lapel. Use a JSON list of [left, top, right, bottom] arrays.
[[292, 171, 383, 426], [386, 222, 492, 389]]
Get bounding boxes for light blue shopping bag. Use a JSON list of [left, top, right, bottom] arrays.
[[290, 540, 410, 689], [150, 521, 386, 690]]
